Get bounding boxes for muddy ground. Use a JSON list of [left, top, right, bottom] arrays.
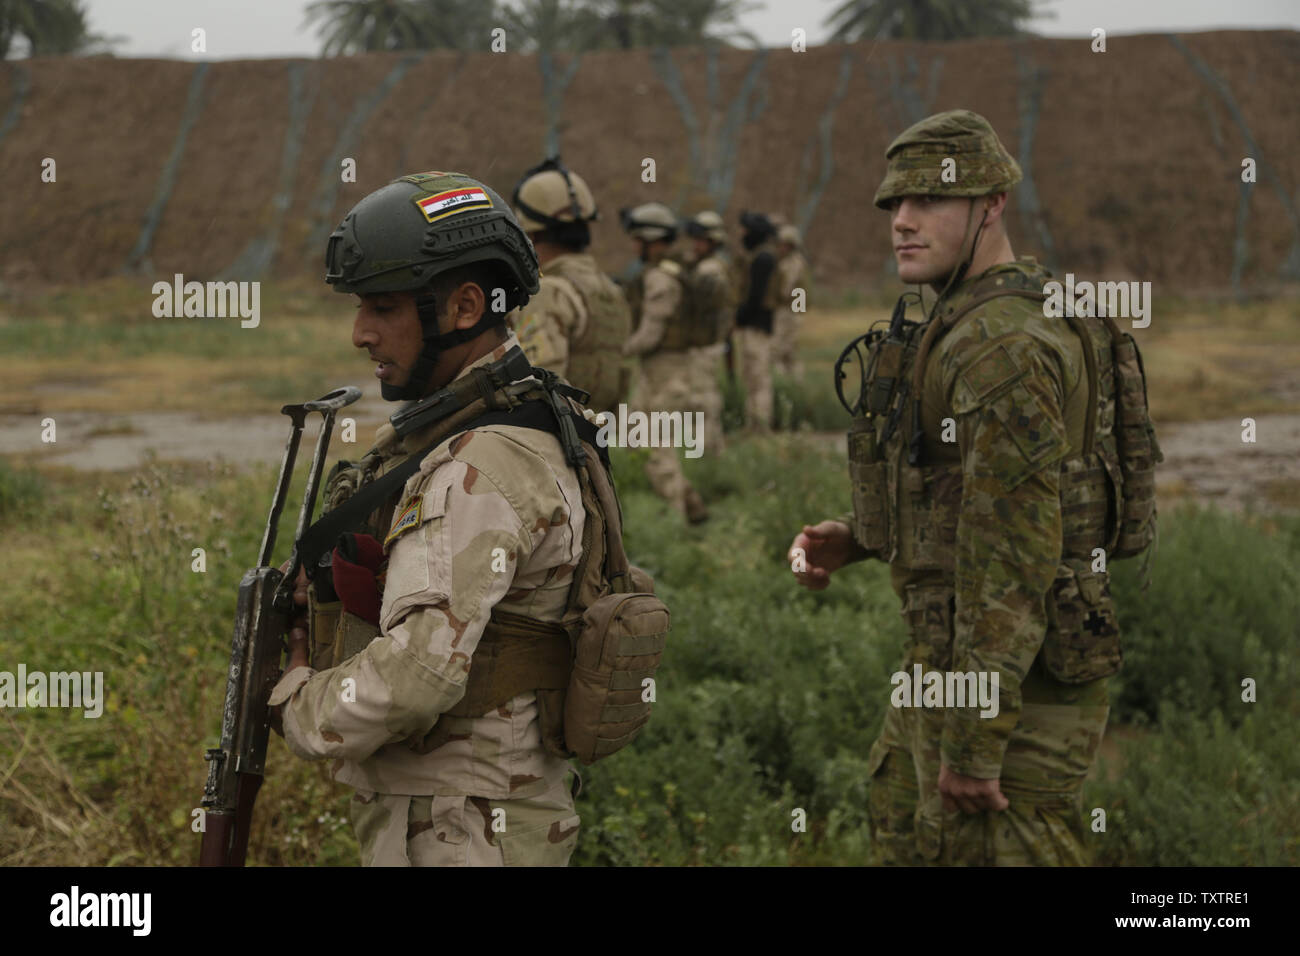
[[3, 401, 1297, 515]]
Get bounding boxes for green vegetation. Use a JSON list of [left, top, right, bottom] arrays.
[[1, 435, 1295, 866], [302, 0, 759, 56], [825, 0, 1048, 43]]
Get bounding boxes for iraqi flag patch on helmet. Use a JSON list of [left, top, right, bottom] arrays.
[[414, 187, 493, 223]]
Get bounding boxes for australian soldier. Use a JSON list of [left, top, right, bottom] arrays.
[[507, 157, 632, 412], [789, 110, 1161, 866]]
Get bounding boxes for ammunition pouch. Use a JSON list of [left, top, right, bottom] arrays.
[[847, 416, 891, 559], [897, 460, 962, 573], [1041, 558, 1122, 684], [308, 583, 382, 671]]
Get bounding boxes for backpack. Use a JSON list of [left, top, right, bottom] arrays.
[[912, 288, 1163, 564]]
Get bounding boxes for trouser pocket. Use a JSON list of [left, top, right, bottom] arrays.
[[1042, 559, 1122, 683]]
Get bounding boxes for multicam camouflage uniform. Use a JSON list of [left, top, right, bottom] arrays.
[[847, 111, 1128, 866], [269, 335, 583, 867]]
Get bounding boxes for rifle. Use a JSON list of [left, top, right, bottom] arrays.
[[198, 385, 361, 867]]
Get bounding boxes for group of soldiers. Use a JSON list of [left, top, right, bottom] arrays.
[[262, 108, 1158, 869], [507, 160, 811, 523]]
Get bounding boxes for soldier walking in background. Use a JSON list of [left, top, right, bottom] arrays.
[[683, 210, 735, 457], [732, 211, 779, 433], [507, 157, 632, 412], [789, 110, 1160, 865], [620, 202, 709, 524], [771, 223, 810, 379]]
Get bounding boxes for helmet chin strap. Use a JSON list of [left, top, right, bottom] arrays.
[[380, 292, 503, 401], [920, 199, 989, 321]]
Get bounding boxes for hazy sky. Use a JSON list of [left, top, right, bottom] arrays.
[[74, 0, 1300, 60]]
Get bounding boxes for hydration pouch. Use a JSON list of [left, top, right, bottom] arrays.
[[1108, 327, 1163, 559], [1042, 558, 1122, 684]]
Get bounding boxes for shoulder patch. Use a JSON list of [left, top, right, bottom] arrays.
[[952, 342, 1027, 414], [384, 494, 423, 548]]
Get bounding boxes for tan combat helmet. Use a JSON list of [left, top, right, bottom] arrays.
[[777, 224, 801, 247], [685, 210, 727, 244], [512, 156, 597, 233], [873, 109, 1022, 209], [620, 202, 678, 242]]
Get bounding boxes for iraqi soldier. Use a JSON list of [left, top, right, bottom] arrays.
[[733, 210, 779, 432], [268, 171, 603, 866], [771, 223, 810, 379], [789, 110, 1159, 865], [620, 202, 709, 523], [508, 156, 632, 412], [683, 210, 735, 457]]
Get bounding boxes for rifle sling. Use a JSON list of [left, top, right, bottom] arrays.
[[296, 397, 606, 576]]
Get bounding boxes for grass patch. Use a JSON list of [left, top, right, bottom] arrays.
[[1, 436, 1296, 865]]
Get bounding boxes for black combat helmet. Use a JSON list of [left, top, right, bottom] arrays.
[[325, 171, 541, 400]]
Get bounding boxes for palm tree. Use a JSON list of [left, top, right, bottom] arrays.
[[1, 0, 115, 58], [641, 0, 762, 48], [578, 0, 762, 50], [304, 0, 499, 55], [500, 0, 605, 53], [825, 0, 1050, 43]]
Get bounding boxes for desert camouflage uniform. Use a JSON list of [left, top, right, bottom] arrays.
[[622, 261, 704, 518], [855, 258, 1117, 867], [509, 252, 631, 413], [687, 249, 733, 457], [771, 246, 809, 379], [269, 334, 583, 866]]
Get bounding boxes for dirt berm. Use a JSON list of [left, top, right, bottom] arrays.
[[0, 31, 1297, 295]]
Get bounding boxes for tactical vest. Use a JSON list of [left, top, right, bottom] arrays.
[[734, 243, 782, 314], [846, 288, 1162, 684], [690, 252, 737, 346], [626, 259, 695, 352], [544, 254, 633, 411], [306, 362, 669, 764]]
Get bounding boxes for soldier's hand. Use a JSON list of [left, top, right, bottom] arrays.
[[789, 520, 855, 591], [277, 560, 310, 608], [938, 764, 1009, 814], [277, 560, 311, 670]]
